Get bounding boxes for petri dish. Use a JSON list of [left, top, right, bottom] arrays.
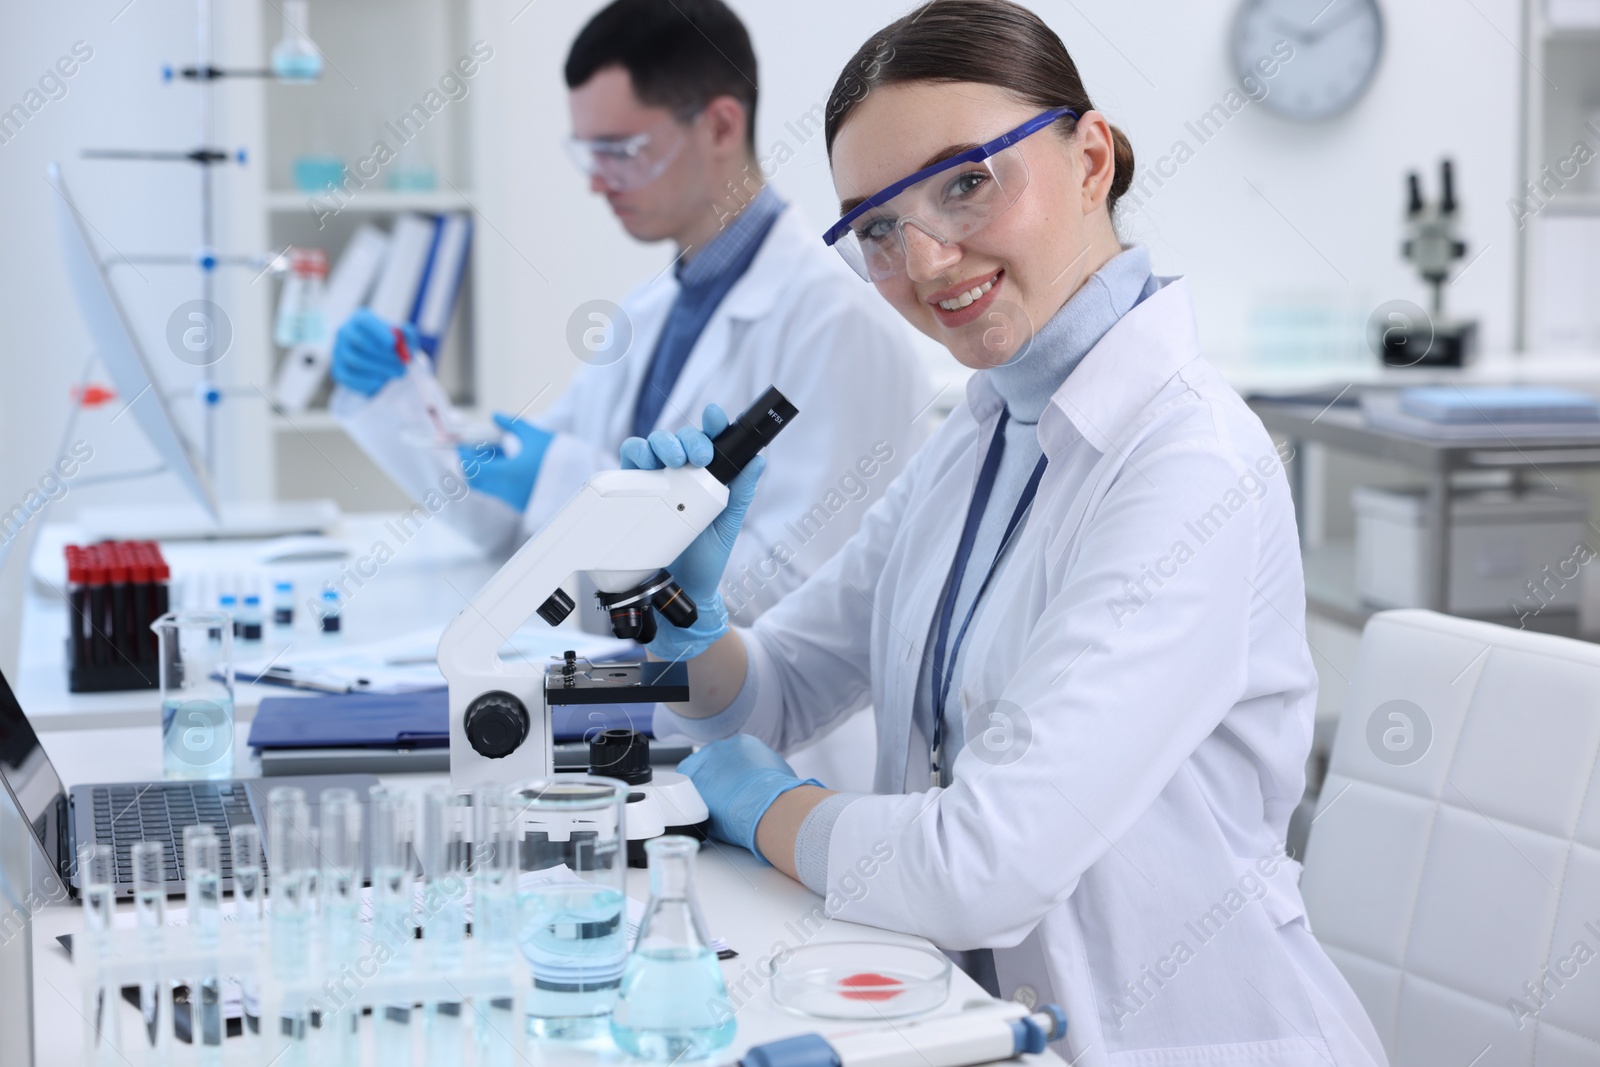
[[770, 942, 951, 1019]]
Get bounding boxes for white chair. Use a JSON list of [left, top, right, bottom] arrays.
[[1301, 609, 1600, 1066]]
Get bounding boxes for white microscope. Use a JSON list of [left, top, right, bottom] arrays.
[[437, 387, 796, 857]]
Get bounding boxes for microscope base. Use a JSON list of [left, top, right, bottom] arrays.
[[617, 771, 712, 867], [1379, 318, 1477, 368]]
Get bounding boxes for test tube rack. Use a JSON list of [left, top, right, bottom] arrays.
[[74, 902, 528, 1066], [65, 540, 171, 692]]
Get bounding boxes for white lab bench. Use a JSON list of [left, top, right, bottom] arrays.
[[16, 514, 502, 733], [23, 725, 1054, 1067], [14, 515, 1059, 1066]]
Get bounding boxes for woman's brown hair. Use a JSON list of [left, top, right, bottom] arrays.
[[824, 0, 1135, 212]]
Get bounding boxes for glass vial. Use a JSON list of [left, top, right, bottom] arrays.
[[609, 836, 735, 1060], [318, 587, 342, 635], [273, 580, 295, 627], [239, 595, 264, 643]]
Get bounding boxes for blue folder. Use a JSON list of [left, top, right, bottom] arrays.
[[247, 688, 655, 750], [1398, 386, 1600, 424]]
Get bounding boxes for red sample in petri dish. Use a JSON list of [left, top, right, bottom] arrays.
[[838, 972, 904, 1001]]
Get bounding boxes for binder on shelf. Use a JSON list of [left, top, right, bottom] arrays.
[[272, 223, 388, 413], [412, 212, 472, 358], [366, 212, 438, 339]]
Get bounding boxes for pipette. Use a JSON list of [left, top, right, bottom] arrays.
[[740, 1001, 1066, 1067]]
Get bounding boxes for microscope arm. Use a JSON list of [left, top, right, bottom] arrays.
[[438, 465, 727, 680], [439, 465, 729, 786], [440, 386, 797, 788]]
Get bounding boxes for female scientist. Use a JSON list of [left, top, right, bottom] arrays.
[[627, 2, 1386, 1063]]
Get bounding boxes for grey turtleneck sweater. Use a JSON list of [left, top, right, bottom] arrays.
[[794, 246, 1157, 894]]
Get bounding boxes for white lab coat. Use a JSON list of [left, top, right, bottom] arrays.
[[724, 278, 1387, 1066], [332, 205, 932, 624]]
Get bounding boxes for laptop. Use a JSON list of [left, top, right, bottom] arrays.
[[0, 666, 377, 897]]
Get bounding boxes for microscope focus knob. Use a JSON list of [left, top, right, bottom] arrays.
[[463, 691, 529, 759]]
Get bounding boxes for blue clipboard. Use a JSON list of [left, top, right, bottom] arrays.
[[247, 688, 655, 750]]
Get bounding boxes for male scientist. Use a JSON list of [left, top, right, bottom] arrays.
[[330, 0, 928, 623]]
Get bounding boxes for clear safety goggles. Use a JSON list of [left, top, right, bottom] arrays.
[[822, 108, 1076, 282], [563, 110, 700, 193]]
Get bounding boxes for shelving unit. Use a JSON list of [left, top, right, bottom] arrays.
[[210, 0, 504, 509], [262, 189, 475, 214], [1517, 2, 1600, 351]]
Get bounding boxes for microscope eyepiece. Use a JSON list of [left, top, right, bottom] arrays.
[[706, 386, 798, 485]]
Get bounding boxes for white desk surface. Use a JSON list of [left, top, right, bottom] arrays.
[[1212, 348, 1600, 395], [18, 514, 507, 733], [25, 725, 1059, 1067]]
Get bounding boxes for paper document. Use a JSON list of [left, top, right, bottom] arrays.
[[235, 624, 635, 694]]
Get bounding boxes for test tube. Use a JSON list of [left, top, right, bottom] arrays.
[[471, 783, 519, 953], [422, 786, 468, 1065], [472, 784, 519, 1067], [184, 826, 224, 1064], [78, 843, 121, 1066], [267, 786, 313, 1064], [370, 786, 415, 1066], [230, 824, 266, 1041], [321, 789, 363, 1066], [132, 840, 172, 1065]]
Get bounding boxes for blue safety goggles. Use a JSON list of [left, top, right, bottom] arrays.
[[822, 108, 1077, 281]]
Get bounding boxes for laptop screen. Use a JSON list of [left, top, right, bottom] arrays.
[[0, 668, 68, 860]]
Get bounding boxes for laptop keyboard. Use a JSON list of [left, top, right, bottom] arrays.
[[92, 782, 258, 885]]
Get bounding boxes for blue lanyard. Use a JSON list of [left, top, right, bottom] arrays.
[[929, 410, 1048, 786]]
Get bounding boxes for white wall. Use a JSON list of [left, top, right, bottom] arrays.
[[0, 0, 1526, 673], [479, 0, 1524, 414], [0, 0, 274, 676]]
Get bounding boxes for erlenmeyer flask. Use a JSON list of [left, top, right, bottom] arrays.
[[609, 836, 735, 1060]]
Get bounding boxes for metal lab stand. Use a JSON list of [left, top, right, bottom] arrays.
[[1249, 398, 1600, 633]]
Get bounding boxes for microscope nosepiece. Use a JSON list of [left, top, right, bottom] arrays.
[[651, 579, 698, 628]]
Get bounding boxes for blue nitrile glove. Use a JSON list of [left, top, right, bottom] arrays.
[[619, 403, 765, 662], [678, 734, 822, 859], [458, 413, 554, 512], [331, 308, 413, 397]]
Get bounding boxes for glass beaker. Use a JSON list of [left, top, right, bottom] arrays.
[[508, 776, 628, 1040], [611, 836, 735, 1060], [151, 611, 234, 780]]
